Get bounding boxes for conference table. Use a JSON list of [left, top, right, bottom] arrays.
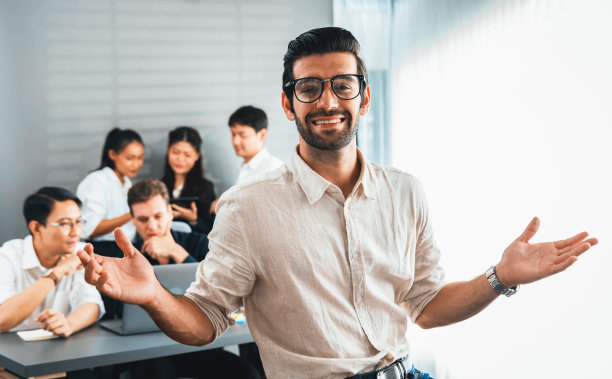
[[0, 323, 253, 379]]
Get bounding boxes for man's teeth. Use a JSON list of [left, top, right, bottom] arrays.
[[314, 119, 342, 125]]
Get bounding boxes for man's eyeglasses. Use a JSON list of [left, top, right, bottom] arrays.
[[47, 219, 86, 233], [284, 74, 365, 103]]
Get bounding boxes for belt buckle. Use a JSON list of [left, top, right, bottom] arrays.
[[376, 363, 402, 379]]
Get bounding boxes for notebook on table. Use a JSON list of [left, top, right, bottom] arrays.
[[99, 262, 199, 335]]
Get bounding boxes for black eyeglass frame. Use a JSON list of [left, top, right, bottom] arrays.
[[284, 74, 366, 103]]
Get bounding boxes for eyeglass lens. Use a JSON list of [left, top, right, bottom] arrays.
[[294, 75, 361, 102], [50, 220, 84, 231]]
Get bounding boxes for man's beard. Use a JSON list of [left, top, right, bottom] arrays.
[[295, 110, 359, 151]]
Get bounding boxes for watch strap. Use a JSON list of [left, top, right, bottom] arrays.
[[486, 266, 519, 297], [42, 269, 60, 285]]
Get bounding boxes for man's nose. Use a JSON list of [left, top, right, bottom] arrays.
[[316, 82, 339, 110], [68, 225, 78, 237]]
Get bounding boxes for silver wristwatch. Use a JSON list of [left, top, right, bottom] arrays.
[[486, 266, 519, 297]]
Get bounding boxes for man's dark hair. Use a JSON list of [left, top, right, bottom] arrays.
[[23, 187, 82, 227], [282, 27, 368, 111], [127, 179, 170, 214], [228, 105, 268, 133]]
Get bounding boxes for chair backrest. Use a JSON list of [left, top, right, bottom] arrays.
[[171, 221, 192, 233]]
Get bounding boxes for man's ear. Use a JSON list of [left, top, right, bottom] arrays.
[[359, 85, 371, 116], [281, 92, 295, 121], [28, 220, 42, 239], [257, 128, 267, 143]]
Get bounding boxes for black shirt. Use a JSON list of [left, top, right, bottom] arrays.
[[132, 230, 209, 265]]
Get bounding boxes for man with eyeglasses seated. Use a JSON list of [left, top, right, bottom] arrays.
[[0, 187, 104, 336]]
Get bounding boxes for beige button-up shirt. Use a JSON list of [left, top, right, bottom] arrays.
[[186, 148, 445, 378]]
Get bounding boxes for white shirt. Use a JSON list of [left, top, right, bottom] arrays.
[[0, 236, 105, 332], [235, 148, 284, 185], [185, 148, 445, 378], [76, 167, 135, 241]]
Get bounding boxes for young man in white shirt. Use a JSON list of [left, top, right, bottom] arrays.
[[230, 105, 283, 185], [210, 105, 284, 214], [0, 187, 104, 335]]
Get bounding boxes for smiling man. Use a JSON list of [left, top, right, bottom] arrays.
[[0, 187, 104, 335], [78, 27, 597, 379]]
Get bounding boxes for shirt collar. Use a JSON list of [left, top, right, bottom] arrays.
[[102, 166, 130, 188], [22, 235, 45, 271], [288, 146, 375, 205], [356, 149, 376, 200], [243, 148, 270, 170]]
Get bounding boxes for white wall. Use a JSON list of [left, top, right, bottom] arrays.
[[392, 1, 611, 378], [0, 0, 332, 241]]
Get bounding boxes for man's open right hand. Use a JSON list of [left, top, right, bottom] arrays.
[[76, 228, 161, 306]]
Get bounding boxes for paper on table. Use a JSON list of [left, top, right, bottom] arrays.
[[16, 329, 58, 341]]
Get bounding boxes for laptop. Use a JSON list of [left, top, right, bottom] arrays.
[[99, 262, 199, 335]]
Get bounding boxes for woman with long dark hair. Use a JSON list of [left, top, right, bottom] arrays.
[[77, 128, 144, 241], [161, 126, 215, 234]]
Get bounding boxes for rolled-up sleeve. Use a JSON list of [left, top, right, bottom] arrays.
[[0, 251, 17, 304], [402, 181, 446, 322], [184, 193, 256, 341]]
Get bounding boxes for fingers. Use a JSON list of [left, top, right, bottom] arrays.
[[36, 310, 63, 328], [80, 246, 103, 285], [39, 312, 70, 336], [34, 309, 52, 323], [516, 217, 540, 243], [554, 231, 589, 250], [114, 228, 137, 258], [98, 270, 116, 295], [76, 244, 93, 265], [550, 255, 578, 275], [141, 240, 151, 255], [190, 201, 197, 212], [557, 241, 593, 261], [44, 316, 65, 331]]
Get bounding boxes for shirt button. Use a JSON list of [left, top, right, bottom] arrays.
[[352, 252, 359, 259]]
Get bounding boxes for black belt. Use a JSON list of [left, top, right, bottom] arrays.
[[345, 356, 432, 379]]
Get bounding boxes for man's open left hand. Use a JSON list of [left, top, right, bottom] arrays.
[[495, 217, 598, 287]]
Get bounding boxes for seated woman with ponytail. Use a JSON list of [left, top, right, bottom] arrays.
[[77, 128, 144, 242]]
